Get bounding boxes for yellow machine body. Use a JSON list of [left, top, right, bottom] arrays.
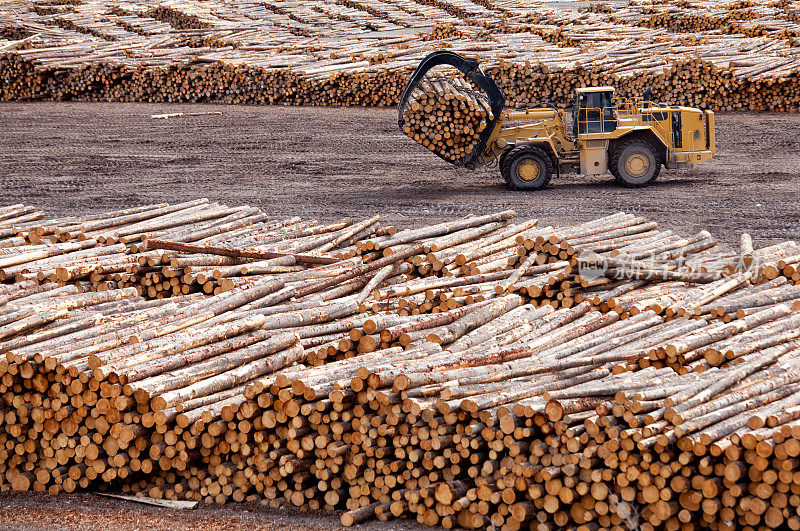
[[479, 87, 715, 188]]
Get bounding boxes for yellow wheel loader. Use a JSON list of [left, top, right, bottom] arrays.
[[398, 51, 716, 190]]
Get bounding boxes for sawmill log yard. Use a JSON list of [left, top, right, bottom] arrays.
[[2, 0, 800, 530]]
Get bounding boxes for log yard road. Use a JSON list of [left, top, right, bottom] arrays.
[[1, 103, 799, 248]]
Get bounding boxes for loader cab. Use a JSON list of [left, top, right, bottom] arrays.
[[573, 87, 617, 136]]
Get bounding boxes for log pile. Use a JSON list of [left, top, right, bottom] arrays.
[[1, 0, 800, 109], [401, 76, 493, 164], [2, 200, 800, 530]]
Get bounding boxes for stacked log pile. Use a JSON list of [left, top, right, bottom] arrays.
[[1, 0, 799, 109], [2, 200, 800, 530], [401, 76, 493, 164]]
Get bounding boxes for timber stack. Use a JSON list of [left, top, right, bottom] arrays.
[[1, 0, 800, 110], [401, 76, 493, 164], [2, 200, 800, 530]]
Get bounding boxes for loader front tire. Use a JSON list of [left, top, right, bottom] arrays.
[[500, 145, 553, 191], [610, 140, 660, 187]]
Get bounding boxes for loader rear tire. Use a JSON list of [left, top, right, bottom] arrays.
[[500, 145, 553, 191], [610, 140, 660, 187]]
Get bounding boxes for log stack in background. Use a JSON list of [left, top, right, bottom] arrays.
[[1, 0, 800, 110], [3, 200, 800, 530]]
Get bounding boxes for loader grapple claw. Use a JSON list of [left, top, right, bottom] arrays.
[[398, 51, 505, 168]]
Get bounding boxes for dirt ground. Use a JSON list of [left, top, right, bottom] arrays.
[[1, 103, 799, 247], [0, 491, 423, 530], [0, 103, 799, 529]]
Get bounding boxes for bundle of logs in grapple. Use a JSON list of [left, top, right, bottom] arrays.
[[402, 76, 494, 164], [3, 200, 800, 530]]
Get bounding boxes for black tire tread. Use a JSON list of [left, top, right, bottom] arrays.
[[609, 139, 661, 188], [500, 145, 553, 191]]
